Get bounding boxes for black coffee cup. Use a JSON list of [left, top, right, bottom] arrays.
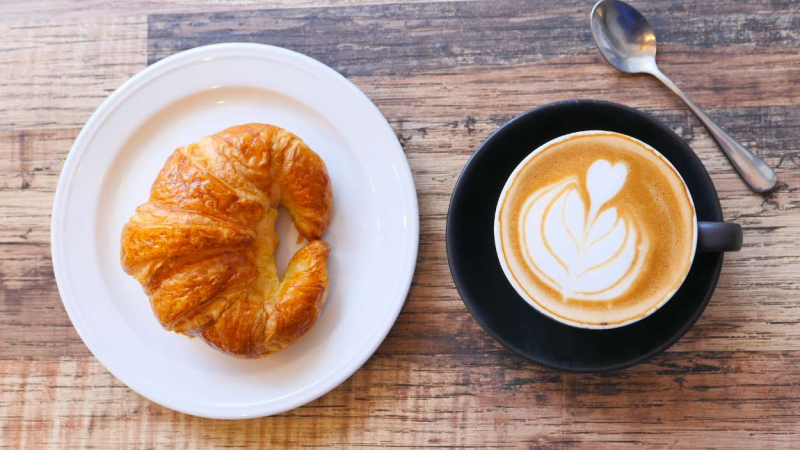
[[493, 130, 742, 329]]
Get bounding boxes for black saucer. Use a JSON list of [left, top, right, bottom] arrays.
[[446, 100, 724, 373]]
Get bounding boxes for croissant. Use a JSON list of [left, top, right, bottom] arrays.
[[120, 124, 333, 358]]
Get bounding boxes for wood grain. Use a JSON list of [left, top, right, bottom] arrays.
[[0, 0, 472, 24], [2, 0, 800, 448]]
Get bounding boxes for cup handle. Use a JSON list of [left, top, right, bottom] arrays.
[[697, 222, 743, 252]]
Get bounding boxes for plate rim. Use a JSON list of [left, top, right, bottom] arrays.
[[446, 99, 723, 373], [51, 43, 419, 418]]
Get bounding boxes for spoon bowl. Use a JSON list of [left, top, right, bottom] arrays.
[[591, 0, 657, 74]]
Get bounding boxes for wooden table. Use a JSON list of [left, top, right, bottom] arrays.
[[2, 0, 799, 447]]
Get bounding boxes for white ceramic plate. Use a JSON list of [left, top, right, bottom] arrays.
[[51, 43, 419, 419]]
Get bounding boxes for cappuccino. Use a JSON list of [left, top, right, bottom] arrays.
[[495, 131, 696, 328]]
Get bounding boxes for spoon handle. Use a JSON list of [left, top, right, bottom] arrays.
[[649, 67, 778, 193]]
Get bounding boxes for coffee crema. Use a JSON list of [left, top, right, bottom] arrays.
[[496, 131, 696, 327]]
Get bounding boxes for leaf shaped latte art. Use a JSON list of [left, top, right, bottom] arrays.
[[519, 160, 649, 301]]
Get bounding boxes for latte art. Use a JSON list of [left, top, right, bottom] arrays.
[[495, 131, 696, 328], [521, 160, 648, 301]]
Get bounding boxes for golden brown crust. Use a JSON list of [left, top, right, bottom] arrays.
[[214, 124, 333, 240], [120, 124, 333, 358]]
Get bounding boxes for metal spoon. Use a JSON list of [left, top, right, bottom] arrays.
[[590, 0, 778, 193]]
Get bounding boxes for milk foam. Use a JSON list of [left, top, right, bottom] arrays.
[[496, 131, 697, 328], [519, 159, 648, 301]]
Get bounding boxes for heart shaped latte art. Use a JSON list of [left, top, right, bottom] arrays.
[[519, 160, 649, 301]]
